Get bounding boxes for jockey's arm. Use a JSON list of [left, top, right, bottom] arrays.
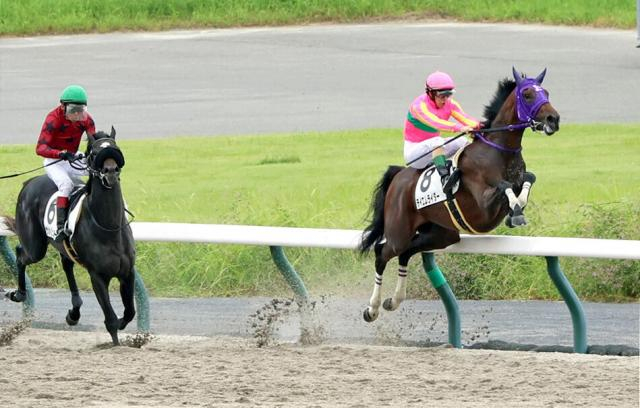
[[36, 118, 64, 159], [449, 99, 480, 129], [411, 101, 464, 134]]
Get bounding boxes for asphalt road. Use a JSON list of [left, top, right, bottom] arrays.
[[1, 22, 638, 144]]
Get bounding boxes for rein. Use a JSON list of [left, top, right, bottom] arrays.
[[0, 158, 65, 180], [405, 120, 538, 166]]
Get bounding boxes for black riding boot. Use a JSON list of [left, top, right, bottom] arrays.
[[54, 206, 69, 242]]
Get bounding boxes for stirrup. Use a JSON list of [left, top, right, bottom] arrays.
[[442, 170, 460, 195], [53, 229, 68, 243]]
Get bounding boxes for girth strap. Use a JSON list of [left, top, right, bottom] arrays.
[[444, 195, 483, 235]]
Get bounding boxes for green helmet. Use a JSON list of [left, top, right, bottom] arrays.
[[60, 85, 88, 104]]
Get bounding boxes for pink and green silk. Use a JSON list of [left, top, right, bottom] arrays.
[[404, 94, 479, 143]]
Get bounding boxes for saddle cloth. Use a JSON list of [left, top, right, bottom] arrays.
[[43, 189, 87, 240], [414, 148, 464, 210]]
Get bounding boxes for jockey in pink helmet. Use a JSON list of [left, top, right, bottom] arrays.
[[404, 71, 480, 194]]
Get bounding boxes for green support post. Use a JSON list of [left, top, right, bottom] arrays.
[[422, 252, 461, 348], [545, 256, 587, 353], [269, 246, 309, 302], [0, 236, 35, 315], [133, 267, 150, 333]]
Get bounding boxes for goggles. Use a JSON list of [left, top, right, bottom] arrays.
[[434, 89, 455, 97], [66, 103, 87, 114], [65, 104, 87, 121]]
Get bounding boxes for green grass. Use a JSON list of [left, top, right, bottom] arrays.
[[0, 0, 635, 36], [0, 125, 638, 301]]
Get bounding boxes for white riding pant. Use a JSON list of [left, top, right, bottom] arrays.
[[44, 158, 88, 197], [404, 136, 469, 169]]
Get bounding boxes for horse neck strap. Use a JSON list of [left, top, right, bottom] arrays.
[[474, 132, 522, 154]]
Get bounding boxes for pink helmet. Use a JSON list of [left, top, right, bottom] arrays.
[[426, 71, 455, 91]]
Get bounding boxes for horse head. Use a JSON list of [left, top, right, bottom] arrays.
[[86, 126, 125, 189], [512, 67, 560, 135]]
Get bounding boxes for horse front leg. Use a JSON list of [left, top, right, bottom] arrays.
[[118, 270, 136, 330], [89, 273, 120, 345], [61, 255, 83, 325], [500, 173, 536, 228]]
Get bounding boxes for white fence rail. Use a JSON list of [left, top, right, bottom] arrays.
[[2, 220, 639, 259]]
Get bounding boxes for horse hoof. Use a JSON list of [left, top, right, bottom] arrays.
[[523, 172, 536, 184], [382, 298, 395, 311], [505, 217, 514, 228], [6, 290, 26, 303], [66, 310, 80, 326], [363, 309, 378, 323]]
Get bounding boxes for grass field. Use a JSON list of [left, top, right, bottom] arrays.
[[1, 0, 635, 36], [1, 125, 638, 301]]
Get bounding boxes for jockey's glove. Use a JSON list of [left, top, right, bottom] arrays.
[[59, 151, 75, 161]]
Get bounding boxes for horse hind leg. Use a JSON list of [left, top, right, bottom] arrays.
[[382, 225, 461, 313], [6, 243, 45, 303], [60, 255, 83, 325], [363, 240, 403, 322], [382, 252, 410, 312]]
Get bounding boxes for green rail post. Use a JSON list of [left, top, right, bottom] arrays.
[[269, 246, 309, 302], [0, 236, 35, 315], [545, 256, 587, 353], [422, 252, 461, 348], [133, 267, 150, 333]]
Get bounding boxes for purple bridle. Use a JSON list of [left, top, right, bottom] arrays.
[[474, 67, 550, 154]]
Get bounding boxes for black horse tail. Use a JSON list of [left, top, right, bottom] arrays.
[[359, 165, 403, 253], [0, 215, 16, 233]]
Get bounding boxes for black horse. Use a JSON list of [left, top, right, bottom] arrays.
[[5, 127, 135, 345]]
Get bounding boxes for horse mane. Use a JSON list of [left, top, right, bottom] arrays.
[[482, 78, 517, 127], [93, 131, 110, 140]]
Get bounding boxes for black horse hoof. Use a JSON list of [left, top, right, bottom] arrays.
[[382, 298, 394, 311], [6, 290, 26, 303], [511, 215, 527, 227], [363, 308, 378, 323], [523, 172, 536, 184], [66, 309, 80, 326]]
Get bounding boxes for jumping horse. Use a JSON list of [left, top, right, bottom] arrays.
[[4, 127, 135, 345], [359, 68, 560, 322]]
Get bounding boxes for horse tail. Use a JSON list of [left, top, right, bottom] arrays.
[[359, 165, 403, 253], [0, 215, 16, 234]]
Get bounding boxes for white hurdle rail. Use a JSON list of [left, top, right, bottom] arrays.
[[2, 221, 639, 352]]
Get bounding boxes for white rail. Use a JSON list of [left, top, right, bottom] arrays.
[[2, 220, 638, 260]]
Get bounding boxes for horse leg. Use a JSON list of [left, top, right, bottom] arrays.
[[60, 255, 83, 325], [6, 244, 45, 303], [89, 273, 120, 345], [118, 271, 136, 330], [382, 225, 461, 312], [382, 252, 409, 312], [499, 180, 526, 227]]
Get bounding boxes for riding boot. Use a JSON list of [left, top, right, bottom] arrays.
[[54, 197, 69, 243], [433, 154, 451, 188]]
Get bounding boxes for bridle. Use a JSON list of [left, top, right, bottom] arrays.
[[474, 69, 551, 154], [85, 138, 125, 189]]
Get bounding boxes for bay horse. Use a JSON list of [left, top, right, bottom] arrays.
[[359, 68, 560, 322], [4, 127, 135, 345]]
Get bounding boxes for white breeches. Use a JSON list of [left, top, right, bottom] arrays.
[[44, 158, 87, 197], [404, 136, 469, 169]]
